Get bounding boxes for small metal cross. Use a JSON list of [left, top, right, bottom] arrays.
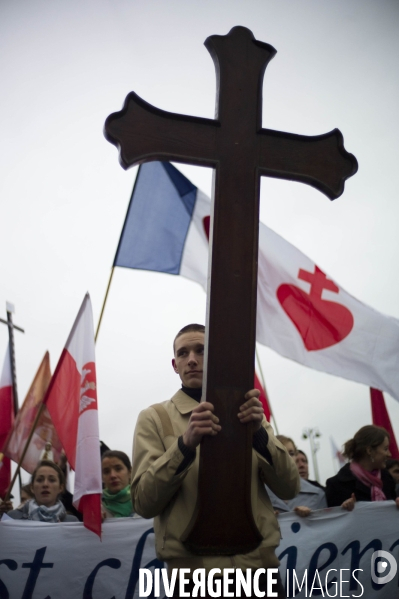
[[0, 302, 25, 414]]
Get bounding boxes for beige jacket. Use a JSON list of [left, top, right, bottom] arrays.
[[131, 390, 299, 573]]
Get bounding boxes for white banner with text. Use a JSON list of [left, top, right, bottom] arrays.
[[0, 502, 398, 598]]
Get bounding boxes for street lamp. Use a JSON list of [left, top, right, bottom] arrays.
[[302, 427, 321, 483]]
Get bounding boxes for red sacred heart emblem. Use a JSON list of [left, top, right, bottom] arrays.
[[277, 266, 354, 351]]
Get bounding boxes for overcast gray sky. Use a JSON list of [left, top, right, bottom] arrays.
[[1, 0, 399, 485]]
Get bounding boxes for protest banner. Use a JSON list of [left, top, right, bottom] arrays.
[[0, 502, 398, 598]]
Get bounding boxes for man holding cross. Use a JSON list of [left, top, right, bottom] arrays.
[[107, 23, 356, 598], [131, 323, 299, 598]]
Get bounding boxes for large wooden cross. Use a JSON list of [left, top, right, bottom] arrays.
[[104, 26, 357, 555]]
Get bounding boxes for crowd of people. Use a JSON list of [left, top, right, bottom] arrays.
[[1, 322, 399, 598], [0, 450, 136, 522], [1, 424, 397, 526], [265, 427, 399, 518]]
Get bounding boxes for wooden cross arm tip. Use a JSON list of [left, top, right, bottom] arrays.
[[259, 127, 358, 200], [104, 91, 219, 170]]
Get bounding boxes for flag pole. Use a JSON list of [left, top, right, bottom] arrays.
[[0, 302, 25, 494], [95, 267, 115, 343], [95, 166, 141, 344], [3, 403, 46, 502], [330, 436, 339, 474], [255, 345, 279, 434]]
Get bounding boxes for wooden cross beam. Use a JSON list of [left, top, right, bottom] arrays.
[[104, 26, 357, 555]]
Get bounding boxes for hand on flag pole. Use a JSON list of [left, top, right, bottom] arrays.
[[43, 294, 102, 537]]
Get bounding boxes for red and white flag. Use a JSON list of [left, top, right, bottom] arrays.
[[44, 294, 102, 536], [0, 344, 14, 498], [370, 388, 399, 460], [115, 162, 399, 402], [255, 226, 399, 403]]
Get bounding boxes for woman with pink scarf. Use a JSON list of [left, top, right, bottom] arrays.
[[326, 425, 399, 511]]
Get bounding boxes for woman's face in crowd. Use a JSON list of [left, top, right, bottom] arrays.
[[102, 457, 131, 494], [31, 466, 63, 507], [295, 453, 309, 479], [369, 437, 391, 470]]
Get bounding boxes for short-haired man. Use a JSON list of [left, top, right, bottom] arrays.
[[131, 324, 299, 598]]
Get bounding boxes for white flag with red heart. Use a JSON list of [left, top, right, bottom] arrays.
[[254, 222, 399, 400]]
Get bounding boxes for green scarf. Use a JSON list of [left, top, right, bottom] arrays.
[[102, 485, 133, 518]]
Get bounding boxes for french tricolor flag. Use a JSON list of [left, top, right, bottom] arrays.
[[114, 161, 209, 287], [0, 344, 13, 498], [44, 294, 102, 536], [114, 161, 399, 404]]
